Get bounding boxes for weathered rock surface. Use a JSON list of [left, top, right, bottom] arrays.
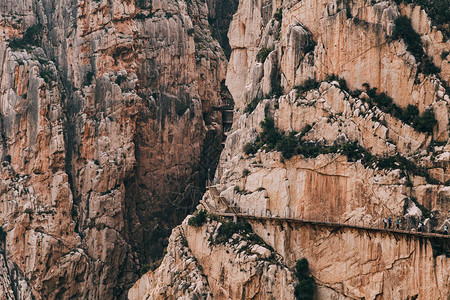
[[0, 237, 33, 300], [130, 217, 296, 299], [1, 0, 449, 299], [133, 0, 449, 298], [128, 226, 212, 300], [0, 0, 227, 298], [227, 0, 449, 140], [251, 222, 449, 300]]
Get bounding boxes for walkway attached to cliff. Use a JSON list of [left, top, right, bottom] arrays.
[[215, 212, 450, 240], [205, 186, 450, 241]]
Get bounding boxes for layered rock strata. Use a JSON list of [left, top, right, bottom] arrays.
[[129, 217, 296, 299], [0, 0, 227, 298], [133, 0, 450, 298]]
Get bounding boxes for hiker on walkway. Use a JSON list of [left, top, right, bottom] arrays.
[[383, 217, 387, 229], [418, 221, 423, 232], [445, 224, 448, 235], [396, 219, 400, 230], [388, 217, 392, 229]]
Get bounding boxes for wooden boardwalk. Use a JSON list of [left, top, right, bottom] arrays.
[[216, 212, 450, 240], [206, 186, 449, 240]]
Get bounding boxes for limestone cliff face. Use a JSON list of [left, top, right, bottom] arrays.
[[214, 85, 449, 229], [0, 0, 227, 298], [251, 222, 449, 299], [133, 0, 449, 299], [227, 0, 449, 140], [129, 218, 296, 300]]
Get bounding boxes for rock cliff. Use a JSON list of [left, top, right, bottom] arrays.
[[0, 0, 449, 299], [0, 0, 228, 298], [132, 0, 449, 299]]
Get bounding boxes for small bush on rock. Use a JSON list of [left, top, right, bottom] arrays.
[[215, 221, 252, 244], [256, 47, 272, 63], [274, 8, 282, 22], [294, 78, 320, 95], [9, 24, 43, 50], [243, 142, 258, 155], [188, 209, 208, 227], [294, 258, 315, 300], [243, 97, 262, 114]]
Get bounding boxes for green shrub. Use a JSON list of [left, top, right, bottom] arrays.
[[393, 16, 423, 61], [270, 72, 283, 97], [393, 0, 450, 40], [295, 78, 320, 95], [392, 15, 441, 75], [187, 28, 195, 36], [243, 97, 262, 114], [39, 70, 53, 84], [275, 131, 298, 159], [361, 83, 437, 134], [243, 142, 258, 155], [135, 0, 151, 9], [259, 117, 282, 149], [256, 47, 272, 63], [188, 209, 208, 227], [0, 227, 6, 241], [215, 221, 252, 244], [373, 92, 393, 108], [325, 74, 349, 92], [242, 113, 437, 182], [415, 109, 437, 133], [242, 169, 250, 177], [421, 56, 441, 75], [294, 258, 315, 300], [404, 104, 419, 124], [85, 71, 95, 86], [442, 51, 450, 60], [115, 74, 127, 85], [274, 8, 282, 22], [9, 24, 43, 50], [295, 258, 310, 280]]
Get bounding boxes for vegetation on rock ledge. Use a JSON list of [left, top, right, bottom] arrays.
[[393, 0, 450, 40], [9, 24, 43, 50], [243, 117, 439, 184], [294, 258, 315, 300], [188, 209, 208, 227], [392, 16, 441, 74], [359, 83, 437, 134]]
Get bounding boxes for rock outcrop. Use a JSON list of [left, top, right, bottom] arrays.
[[0, 0, 449, 299], [0, 0, 227, 298], [132, 0, 449, 299], [129, 217, 296, 300]]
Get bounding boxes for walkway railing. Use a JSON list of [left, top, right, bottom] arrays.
[[205, 186, 449, 240], [215, 212, 450, 240]]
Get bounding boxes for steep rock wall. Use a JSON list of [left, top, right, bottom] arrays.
[[251, 221, 449, 300], [129, 218, 296, 299], [227, 0, 449, 140], [0, 0, 227, 298]]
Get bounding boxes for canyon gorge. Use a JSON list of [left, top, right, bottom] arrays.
[[0, 0, 449, 299]]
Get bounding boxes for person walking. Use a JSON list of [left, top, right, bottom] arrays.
[[396, 219, 400, 230], [383, 217, 387, 229], [388, 217, 392, 229], [444, 224, 448, 235], [418, 221, 423, 232]]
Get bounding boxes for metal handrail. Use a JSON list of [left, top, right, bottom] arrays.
[[215, 212, 450, 240]]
